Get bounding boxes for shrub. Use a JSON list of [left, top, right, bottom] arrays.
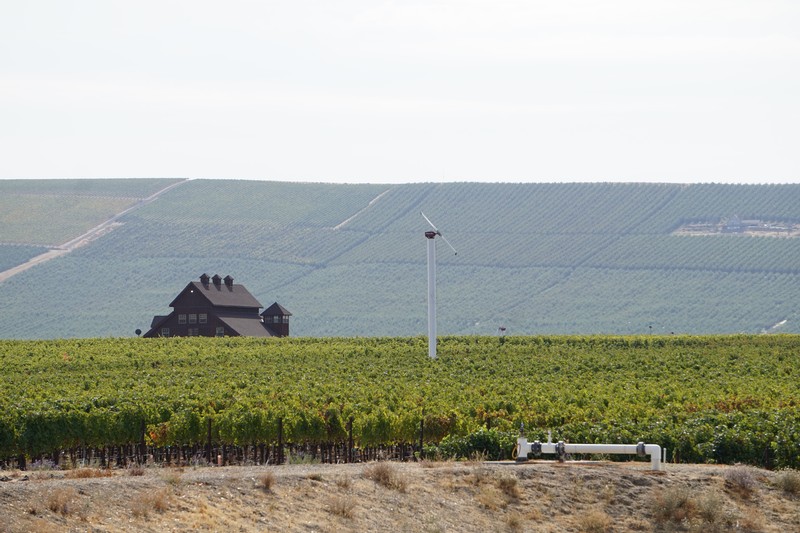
[[327, 495, 356, 518], [131, 488, 170, 518], [258, 471, 275, 492], [775, 469, 800, 495], [724, 466, 757, 498], [651, 487, 695, 524], [47, 488, 77, 516], [363, 462, 407, 492], [696, 492, 733, 528], [577, 509, 613, 533], [496, 474, 521, 501]]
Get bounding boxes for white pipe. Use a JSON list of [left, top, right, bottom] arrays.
[[427, 235, 437, 359], [516, 437, 662, 471]]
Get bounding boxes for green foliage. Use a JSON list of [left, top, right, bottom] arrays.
[[425, 428, 518, 460], [0, 335, 797, 468]]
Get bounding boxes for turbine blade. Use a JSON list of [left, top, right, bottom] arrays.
[[439, 233, 458, 256], [420, 212, 439, 233]]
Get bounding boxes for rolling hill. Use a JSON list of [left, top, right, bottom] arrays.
[[1, 179, 799, 339]]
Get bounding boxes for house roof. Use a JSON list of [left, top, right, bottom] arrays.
[[150, 315, 169, 328], [217, 315, 275, 337], [170, 281, 263, 309], [262, 302, 292, 316]]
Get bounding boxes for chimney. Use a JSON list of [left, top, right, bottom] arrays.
[[212, 274, 222, 287], [200, 273, 210, 286], [224, 275, 234, 288]]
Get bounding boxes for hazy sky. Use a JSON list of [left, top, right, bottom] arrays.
[[1, 1, 798, 184]]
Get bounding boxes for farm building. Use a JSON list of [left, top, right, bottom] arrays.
[[143, 274, 291, 338]]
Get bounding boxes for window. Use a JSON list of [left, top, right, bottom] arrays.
[[189, 314, 197, 324], [178, 314, 186, 324], [273, 316, 280, 323], [199, 313, 207, 324], [161, 328, 170, 337], [216, 327, 225, 337], [187, 327, 199, 336], [282, 316, 289, 324]]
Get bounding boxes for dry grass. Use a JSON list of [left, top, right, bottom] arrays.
[[599, 483, 616, 504], [470, 466, 493, 485], [335, 475, 352, 489], [363, 461, 407, 492], [46, 487, 77, 516], [476, 484, 505, 510], [131, 488, 170, 518], [327, 495, 356, 519], [496, 474, 521, 501], [64, 467, 112, 479], [738, 506, 766, 531], [3, 462, 798, 533], [651, 486, 696, 524], [576, 509, 613, 533], [465, 450, 488, 466], [505, 511, 524, 532], [695, 491, 735, 531], [258, 471, 276, 492], [126, 465, 146, 476], [774, 468, 800, 495], [724, 465, 757, 498], [161, 469, 183, 486]]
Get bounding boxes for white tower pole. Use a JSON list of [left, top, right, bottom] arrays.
[[426, 231, 437, 359]]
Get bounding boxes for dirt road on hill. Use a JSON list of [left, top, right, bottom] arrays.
[[0, 179, 189, 284]]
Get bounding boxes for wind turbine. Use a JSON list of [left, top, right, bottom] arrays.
[[421, 212, 457, 359]]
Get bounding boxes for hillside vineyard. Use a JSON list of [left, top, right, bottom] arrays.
[[1, 180, 800, 338]]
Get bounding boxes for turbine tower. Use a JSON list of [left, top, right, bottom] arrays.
[[421, 212, 457, 359]]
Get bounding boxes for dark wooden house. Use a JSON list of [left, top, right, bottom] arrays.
[[143, 274, 291, 338]]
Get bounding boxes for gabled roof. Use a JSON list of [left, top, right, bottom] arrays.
[[262, 302, 292, 316], [150, 315, 169, 329], [170, 281, 262, 309], [217, 315, 275, 337]]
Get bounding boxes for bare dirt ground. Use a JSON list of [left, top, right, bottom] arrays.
[[1, 460, 798, 532]]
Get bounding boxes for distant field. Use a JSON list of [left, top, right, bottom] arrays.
[[0, 178, 185, 246], [0, 245, 49, 271], [1, 180, 800, 338], [0, 195, 138, 245], [0, 178, 184, 197]]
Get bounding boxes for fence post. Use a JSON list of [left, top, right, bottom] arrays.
[[206, 418, 212, 464], [418, 416, 424, 460], [277, 418, 284, 465], [347, 417, 354, 463], [139, 419, 146, 463]]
